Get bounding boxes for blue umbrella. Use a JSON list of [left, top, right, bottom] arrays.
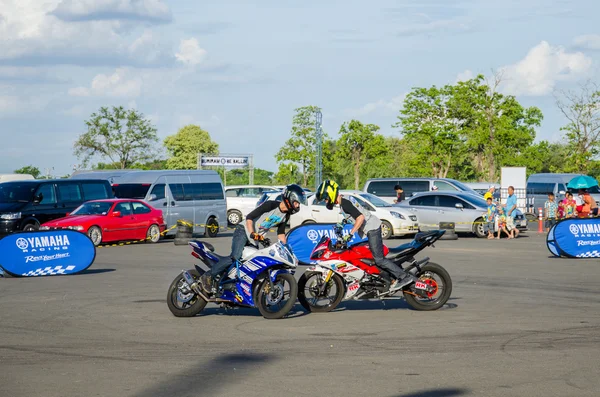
[[566, 175, 599, 189]]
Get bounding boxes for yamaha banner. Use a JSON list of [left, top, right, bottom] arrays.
[[286, 223, 368, 265], [546, 218, 600, 258], [0, 230, 96, 277]]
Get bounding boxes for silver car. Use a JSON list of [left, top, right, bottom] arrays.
[[395, 191, 528, 238]]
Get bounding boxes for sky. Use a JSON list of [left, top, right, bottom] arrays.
[[1, 0, 600, 177]]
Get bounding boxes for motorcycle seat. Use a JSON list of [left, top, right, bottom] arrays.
[[387, 241, 417, 254]]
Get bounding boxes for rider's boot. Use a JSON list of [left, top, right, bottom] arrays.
[[389, 272, 418, 291]]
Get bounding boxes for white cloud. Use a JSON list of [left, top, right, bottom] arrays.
[[455, 69, 474, 83], [573, 34, 600, 50], [0, 0, 173, 67], [344, 94, 406, 118], [499, 41, 592, 96], [69, 68, 142, 97], [175, 38, 208, 66], [50, 0, 171, 23]]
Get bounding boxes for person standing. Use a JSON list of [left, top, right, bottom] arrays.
[[544, 192, 558, 232], [505, 186, 520, 238]]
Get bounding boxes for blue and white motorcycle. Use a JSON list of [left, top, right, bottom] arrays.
[[167, 238, 299, 319]]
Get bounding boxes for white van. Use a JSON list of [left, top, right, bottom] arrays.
[[70, 170, 137, 185], [0, 174, 35, 183], [224, 185, 280, 225], [111, 170, 227, 237]]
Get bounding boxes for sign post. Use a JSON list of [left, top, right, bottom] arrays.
[[198, 153, 254, 185]]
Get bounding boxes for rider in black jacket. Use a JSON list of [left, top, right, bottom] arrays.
[[199, 184, 307, 293]]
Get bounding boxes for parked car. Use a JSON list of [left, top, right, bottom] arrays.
[[109, 170, 226, 237], [363, 177, 479, 204], [289, 190, 419, 239], [0, 179, 114, 235], [395, 191, 528, 238], [526, 173, 600, 215], [0, 174, 35, 183], [40, 199, 166, 246], [225, 185, 281, 225]]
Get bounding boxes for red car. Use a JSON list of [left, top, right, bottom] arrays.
[[40, 199, 167, 246]]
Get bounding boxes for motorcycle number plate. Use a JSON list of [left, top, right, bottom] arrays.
[[414, 281, 428, 290]]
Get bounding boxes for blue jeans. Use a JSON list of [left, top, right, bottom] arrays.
[[210, 224, 249, 277]]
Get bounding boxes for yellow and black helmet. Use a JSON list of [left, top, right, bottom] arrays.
[[316, 179, 339, 210]]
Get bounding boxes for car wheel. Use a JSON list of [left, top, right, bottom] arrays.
[[205, 217, 219, 238], [22, 222, 39, 232], [473, 218, 486, 238], [227, 210, 242, 225], [381, 220, 393, 239], [146, 224, 161, 243], [87, 226, 102, 246]]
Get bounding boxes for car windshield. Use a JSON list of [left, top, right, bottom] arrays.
[[0, 182, 36, 203], [358, 193, 391, 207], [459, 193, 488, 208], [71, 201, 113, 216], [445, 179, 477, 193]]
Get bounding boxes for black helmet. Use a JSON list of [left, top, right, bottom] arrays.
[[315, 179, 339, 210], [282, 184, 307, 214]]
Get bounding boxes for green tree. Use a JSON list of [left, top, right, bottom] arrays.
[[14, 165, 41, 178], [164, 125, 219, 169], [337, 120, 385, 189], [74, 106, 159, 169], [273, 163, 302, 185], [223, 168, 274, 185], [276, 106, 324, 187], [395, 85, 465, 178], [452, 73, 543, 182], [555, 81, 600, 173]]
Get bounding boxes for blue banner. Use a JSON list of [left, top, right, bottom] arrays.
[[286, 223, 367, 265], [0, 230, 96, 277], [547, 218, 600, 258]]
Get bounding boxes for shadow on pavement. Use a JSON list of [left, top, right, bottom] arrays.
[[331, 298, 459, 312], [196, 303, 308, 319], [131, 352, 278, 397], [80, 268, 116, 275], [392, 387, 470, 397]]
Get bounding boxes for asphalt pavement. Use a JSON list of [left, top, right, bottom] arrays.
[[1, 230, 599, 397]]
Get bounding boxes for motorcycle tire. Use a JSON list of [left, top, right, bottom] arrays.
[[255, 273, 298, 319], [403, 262, 452, 311], [166, 268, 208, 317], [298, 271, 345, 313]]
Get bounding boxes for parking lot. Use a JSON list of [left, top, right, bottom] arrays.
[[1, 231, 600, 397]]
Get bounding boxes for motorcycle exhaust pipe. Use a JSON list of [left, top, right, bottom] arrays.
[[182, 270, 205, 296]]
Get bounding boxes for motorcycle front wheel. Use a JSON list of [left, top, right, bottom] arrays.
[[298, 271, 345, 313], [255, 273, 298, 319], [166, 269, 208, 317], [403, 262, 452, 311]]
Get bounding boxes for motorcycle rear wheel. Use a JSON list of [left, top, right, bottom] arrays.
[[403, 262, 452, 311], [298, 272, 345, 313], [255, 273, 298, 319], [167, 269, 208, 317]]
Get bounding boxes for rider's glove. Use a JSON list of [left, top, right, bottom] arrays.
[[250, 232, 264, 241], [342, 234, 352, 243]]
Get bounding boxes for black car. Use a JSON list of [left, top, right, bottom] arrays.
[[0, 179, 114, 235]]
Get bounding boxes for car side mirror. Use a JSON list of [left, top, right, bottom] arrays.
[[455, 203, 464, 209], [33, 194, 43, 204], [65, 212, 70, 216], [148, 194, 157, 201], [111, 211, 121, 217]]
